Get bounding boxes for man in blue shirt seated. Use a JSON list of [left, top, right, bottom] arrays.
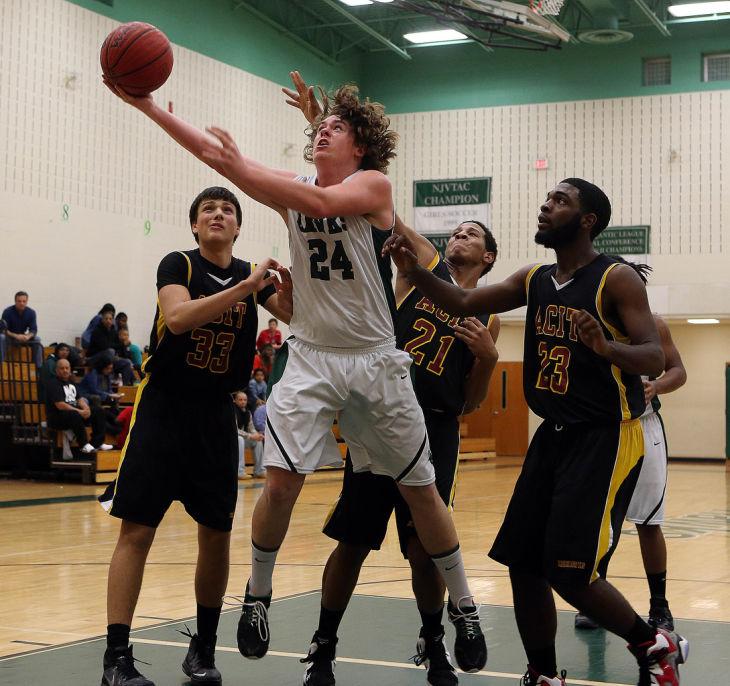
[[0, 291, 43, 367]]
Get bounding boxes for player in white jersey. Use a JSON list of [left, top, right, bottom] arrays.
[[575, 261, 686, 634], [105, 79, 487, 674]]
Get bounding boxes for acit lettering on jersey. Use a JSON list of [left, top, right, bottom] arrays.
[[533, 304, 579, 342], [296, 214, 348, 234], [196, 296, 247, 329], [414, 296, 461, 329]]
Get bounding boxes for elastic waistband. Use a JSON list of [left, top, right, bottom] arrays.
[[293, 335, 397, 355]]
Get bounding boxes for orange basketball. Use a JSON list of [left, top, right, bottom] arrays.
[[100, 22, 173, 96]]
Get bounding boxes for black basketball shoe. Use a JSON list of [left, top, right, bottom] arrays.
[[102, 645, 154, 686], [301, 632, 337, 686], [648, 599, 675, 632], [447, 598, 487, 673], [412, 628, 458, 686], [181, 631, 221, 684], [237, 581, 272, 659]]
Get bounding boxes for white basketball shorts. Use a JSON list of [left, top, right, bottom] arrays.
[[625, 412, 668, 525], [263, 337, 435, 486]]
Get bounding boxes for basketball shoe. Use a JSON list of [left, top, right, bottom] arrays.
[[301, 632, 337, 686], [412, 628, 458, 686], [237, 581, 271, 659], [520, 666, 567, 685], [180, 631, 221, 684], [447, 598, 487, 672], [574, 612, 600, 630], [648, 600, 674, 632], [102, 645, 154, 686], [629, 627, 689, 685]]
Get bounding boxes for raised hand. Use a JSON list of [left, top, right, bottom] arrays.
[[382, 234, 419, 274], [454, 318, 498, 361], [201, 126, 244, 176], [248, 258, 282, 291], [574, 309, 611, 357], [273, 266, 294, 320], [281, 70, 323, 124]]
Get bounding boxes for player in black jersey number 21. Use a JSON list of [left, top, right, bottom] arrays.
[[385, 179, 689, 686]]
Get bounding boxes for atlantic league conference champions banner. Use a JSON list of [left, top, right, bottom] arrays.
[[413, 177, 492, 257]]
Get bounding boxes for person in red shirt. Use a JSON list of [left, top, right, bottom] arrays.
[[252, 343, 275, 380], [256, 318, 282, 352]]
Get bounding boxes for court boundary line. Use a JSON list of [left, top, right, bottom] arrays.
[[130, 636, 634, 686]]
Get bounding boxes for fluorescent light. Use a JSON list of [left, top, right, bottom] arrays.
[[687, 318, 720, 324], [668, 1, 730, 16], [404, 29, 468, 44], [340, 0, 373, 6]]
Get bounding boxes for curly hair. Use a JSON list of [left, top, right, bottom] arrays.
[[303, 84, 398, 174]]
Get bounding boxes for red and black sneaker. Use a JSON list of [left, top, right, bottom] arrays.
[[520, 665, 567, 685], [629, 627, 689, 686]]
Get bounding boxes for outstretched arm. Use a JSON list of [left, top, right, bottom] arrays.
[[202, 127, 394, 228], [103, 81, 293, 217], [383, 233, 530, 316], [573, 265, 664, 377], [282, 70, 323, 125]]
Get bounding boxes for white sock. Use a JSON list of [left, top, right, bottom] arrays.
[[249, 542, 279, 597], [430, 546, 474, 609]]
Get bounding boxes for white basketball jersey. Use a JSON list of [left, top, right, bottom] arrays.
[[286, 173, 396, 349]]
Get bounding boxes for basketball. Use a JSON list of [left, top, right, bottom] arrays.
[[100, 22, 173, 96]]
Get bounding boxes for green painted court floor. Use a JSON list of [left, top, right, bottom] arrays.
[[0, 592, 725, 685]]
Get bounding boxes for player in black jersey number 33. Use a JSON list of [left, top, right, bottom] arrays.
[[99, 187, 290, 686], [385, 179, 690, 686]]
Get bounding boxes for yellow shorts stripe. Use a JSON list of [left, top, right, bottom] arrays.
[[590, 418, 644, 581], [111, 375, 151, 500]]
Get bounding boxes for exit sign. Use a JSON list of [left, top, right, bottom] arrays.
[[534, 158, 549, 170]]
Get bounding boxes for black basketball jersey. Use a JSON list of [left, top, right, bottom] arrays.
[[523, 253, 644, 424], [397, 257, 491, 416], [143, 249, 276, 395]]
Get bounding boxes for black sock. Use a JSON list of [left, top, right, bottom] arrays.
[[647, 572, 667, 604], [525, 645, 557, 678], [625, 614, 656, 646], [196, 604, 221, 645], [419, 606, 445, 638], [106, 623, 130, 650], [317, 605, 345, 641]]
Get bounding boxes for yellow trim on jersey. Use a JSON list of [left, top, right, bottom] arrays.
[[595, 263, 631, 419], [396, 252, 441, 310], [322, 492, 342, 530], [110, 374, 151, 500], [590, 419, 644, 582], [252, 262, 258, 306], [448, 435, 461, 511], [178, 251, 193, 287], [524, 264, 542, 298]]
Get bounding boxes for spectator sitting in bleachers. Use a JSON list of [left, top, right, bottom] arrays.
[[252, 343, 275, 380], [86, 310, 134, 385], [80, 356, 123, 404], [233, 390, 264, 479], [45, 358, 112, 455], [246, 368, 267, 412], [253, 400, 266, 438], [81, 303, 116, 351], [0, 291, 44, 367], [117, 328, 143, 379], [115, 311, 128, 331], [256, 317, 283, 352], [40, 343, 81, 397]]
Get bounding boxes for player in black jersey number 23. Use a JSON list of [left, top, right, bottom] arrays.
[[385, 179, 689, 686]]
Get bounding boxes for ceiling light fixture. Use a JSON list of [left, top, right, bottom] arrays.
[[403, 29, 468, 44], [339, 0, 374, 6], [687, 318, 720, 324], [668, 1, 730, 16]]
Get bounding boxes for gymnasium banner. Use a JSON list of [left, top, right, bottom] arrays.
[[413, 177, 492, 257], [594, 225, 650, 263]]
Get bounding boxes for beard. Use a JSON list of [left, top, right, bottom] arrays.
[[534, 213, 582, 249]]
